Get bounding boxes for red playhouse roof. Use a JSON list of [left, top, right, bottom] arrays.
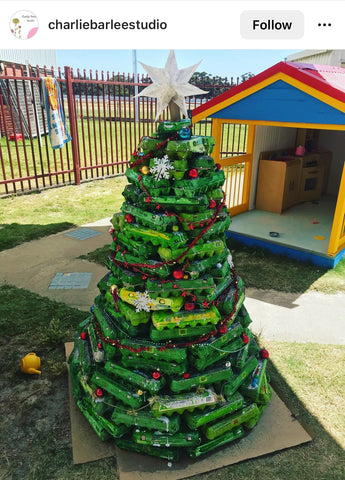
[[192, 61, 345, 122]]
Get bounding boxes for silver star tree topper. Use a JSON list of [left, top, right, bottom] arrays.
[[137, 50, 208, 121]]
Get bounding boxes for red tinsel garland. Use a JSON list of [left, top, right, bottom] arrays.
[[99, 124, 239, 352], [111, 192, 226, 272], [130, 131, 180, 168], [94, 274, 239, 353]]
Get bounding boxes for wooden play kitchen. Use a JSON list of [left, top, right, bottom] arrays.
[[256, 146, 332, 214]]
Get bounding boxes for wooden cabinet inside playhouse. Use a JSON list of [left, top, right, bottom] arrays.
[[256, 149, 332, 213], [256, 158, 301, 214]]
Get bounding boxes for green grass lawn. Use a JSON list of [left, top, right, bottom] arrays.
[[79, 240, 345, 295], [1, 174, 344, 294], [0, 176, 127, 250], [1, 104, 344, 479], [0, 115, 244, 195], [229, 239, 345, 294], [0, 284, 344, 480]]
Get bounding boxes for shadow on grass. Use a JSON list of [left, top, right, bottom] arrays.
[[227, 238, 345, 304], [78, 240, 345, 303], [0, 222, 76, 251], [197, 346, 345, 480], [1, 284, 344, 480], [228, 239, 326, 290], [78, 244, 110, 265], [207, 360, 344, 480]]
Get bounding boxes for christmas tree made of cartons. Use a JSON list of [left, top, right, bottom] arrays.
[[68, 52, 272, 462]]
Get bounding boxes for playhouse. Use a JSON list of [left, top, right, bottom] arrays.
[[192, 61, 345, 267]]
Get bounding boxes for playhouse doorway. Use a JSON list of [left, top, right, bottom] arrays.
[[227, 125, 345, 267]]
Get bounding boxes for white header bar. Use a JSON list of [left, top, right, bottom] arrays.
[[0, 1, 342, 49]]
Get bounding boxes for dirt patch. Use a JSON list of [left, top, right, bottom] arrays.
[[0, 338, 72, 480]]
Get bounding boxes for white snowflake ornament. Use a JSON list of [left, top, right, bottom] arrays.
[[132, 291, 154, 312], [150, 155, 174, 180], [227, 253, 234, 269]]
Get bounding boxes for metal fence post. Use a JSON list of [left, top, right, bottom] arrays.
[[64, 65, 80, 185]]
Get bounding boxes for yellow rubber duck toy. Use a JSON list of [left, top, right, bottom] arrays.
[[20, 353, 41, 375]]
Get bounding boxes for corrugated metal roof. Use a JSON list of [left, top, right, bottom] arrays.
[[286, 62, 345, 93], [0, 50, 57, 69]]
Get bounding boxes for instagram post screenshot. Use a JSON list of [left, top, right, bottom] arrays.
[[0, 2, 344, 480]]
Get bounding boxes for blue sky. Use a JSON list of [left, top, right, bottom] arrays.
[[56, 49, 301, 79]]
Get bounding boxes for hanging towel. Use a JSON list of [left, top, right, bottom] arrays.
[[42, 77, 71, 149]]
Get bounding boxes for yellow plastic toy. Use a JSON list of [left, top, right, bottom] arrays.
[[20, 353, 41, 375]]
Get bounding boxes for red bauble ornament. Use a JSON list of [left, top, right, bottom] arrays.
[[242, 333, 249, 345], [152, 371, 161, 380], [80, 332, 88, 340], [125, 214, 134, 223], [173, 269, 184, 280], [183, 373, 190, 379], [95, 388, 104, 397], [260, 348, 269, 359], [97, 342, 103, 349], [185, 302, 195, 311], [189, 168, 198, 178], [215, 163, 221, 170], [219, 325, 227, 334], [209, 199, 217, 209]]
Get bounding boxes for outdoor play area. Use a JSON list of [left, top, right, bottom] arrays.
[[0, 51, 345, 480]]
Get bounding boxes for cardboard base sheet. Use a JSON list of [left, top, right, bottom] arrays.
[[65, 342, 312, 479]]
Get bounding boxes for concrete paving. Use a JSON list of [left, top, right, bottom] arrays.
[[0, 219, 344, 345], [0, 223, 110, 311], [245, 288, 345, 345]]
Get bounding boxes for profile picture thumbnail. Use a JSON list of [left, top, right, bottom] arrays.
[[10, 11, 38, 40]]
